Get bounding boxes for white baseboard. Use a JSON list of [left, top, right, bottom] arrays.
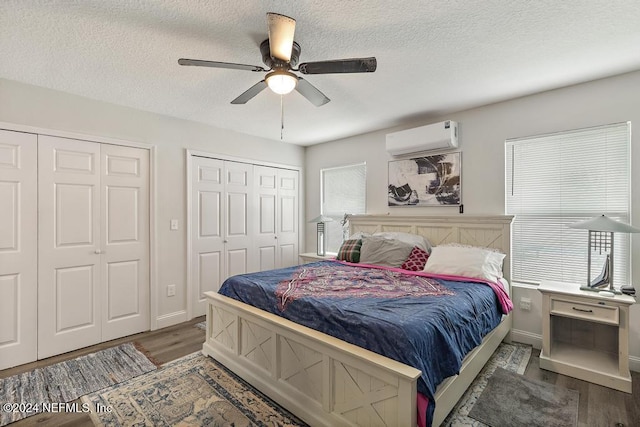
[[630, 355, 640, 373], [155, 310, 188, 330], [511, 329, 542, 350]]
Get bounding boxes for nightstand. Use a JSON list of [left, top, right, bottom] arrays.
[[539, 280, 635, 393], [298, 252, 335, 264]]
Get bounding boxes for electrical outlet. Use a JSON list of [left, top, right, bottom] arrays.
[[167, 284, 176, 297], [519, 297, 531, 311]]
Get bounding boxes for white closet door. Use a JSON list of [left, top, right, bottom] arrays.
[[0, 130, 37, 370], [277, 169, 299, 268], [191, 156, 225, 317], [254, 165, 278, 271], [225, 161, 254, 276], [100, 144, 149, 341], [38, 135, 101, 358]]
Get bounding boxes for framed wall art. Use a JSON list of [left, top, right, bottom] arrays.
[[388, 152, 461, 206]]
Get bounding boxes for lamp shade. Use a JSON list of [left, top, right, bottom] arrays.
[[308, 215, 334, 223], [267, 13, 296, 62], [568, 215, 640, 233]]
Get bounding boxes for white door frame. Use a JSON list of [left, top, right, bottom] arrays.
[[0, 121, 159, 330], [185, 149, 302, 320]]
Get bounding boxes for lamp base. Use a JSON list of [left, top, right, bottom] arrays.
[[620, 285, 636, 296], [579, 286, 622, 295]]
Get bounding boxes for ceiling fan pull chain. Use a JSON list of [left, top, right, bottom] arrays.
[[280, 94, 284, 140]]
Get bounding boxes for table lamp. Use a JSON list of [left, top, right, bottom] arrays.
[[568, 215, 640, 295], [309, 215, 333, 256]]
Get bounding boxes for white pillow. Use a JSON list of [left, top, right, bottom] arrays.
[[369, 232, 432, 253], [359, 236, 414, 267], [423, 245, 505, 282]]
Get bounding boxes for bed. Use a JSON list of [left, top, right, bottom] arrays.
[[202, 214, 514, 426]]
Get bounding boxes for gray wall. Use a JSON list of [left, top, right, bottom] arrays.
[[0, 78, 305, 328], [305, 70, 640, 368]]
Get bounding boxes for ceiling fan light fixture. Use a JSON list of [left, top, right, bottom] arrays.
[[266, 70, 298, 95]]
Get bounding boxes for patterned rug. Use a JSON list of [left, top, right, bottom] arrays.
[[83, 352, 308, 426], [81, 343, 529, 427], [468, 367, 578, 427], [0, 343, 157, 426], [442, 342, 533, 426]]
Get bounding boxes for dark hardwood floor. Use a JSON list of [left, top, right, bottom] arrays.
[[2, 322, 638, 427], [523, 348, 639, 427]]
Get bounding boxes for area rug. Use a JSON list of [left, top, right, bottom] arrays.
[[83, 352, 308, 426], [468, 367, 578, 427], [442, 342, 532, 426], [0, 343, 157, 426]]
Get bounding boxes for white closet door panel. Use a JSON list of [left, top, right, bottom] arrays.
[[227, 248, 249, 277], [55, 265, 95, 329], [278, 169, 299, 268], [198, 251, 223, 296], [0, 130, 37, 370], [38, 135, 101, 358], [227, 192, 248, 236], [192, 157, 225, 316], [225, 161, 254, 273], [101, 144, 149, 341], [254, 166, 278, 271]]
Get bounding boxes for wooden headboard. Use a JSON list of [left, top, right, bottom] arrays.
[[348, 214, 514, 284]]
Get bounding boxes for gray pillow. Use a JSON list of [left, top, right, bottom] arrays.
[[359, 236, 414, 267]]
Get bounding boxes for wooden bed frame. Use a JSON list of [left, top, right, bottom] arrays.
[[203, 215, 513, 426]]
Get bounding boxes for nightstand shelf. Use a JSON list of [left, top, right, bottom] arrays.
[[548, 342, 618, 376], [539, 280, 635, 393]]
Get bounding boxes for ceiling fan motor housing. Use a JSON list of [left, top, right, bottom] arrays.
[[260, 39, 301, 69]]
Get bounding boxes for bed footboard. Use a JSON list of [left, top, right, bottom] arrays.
[[202, 291, 421, 427]]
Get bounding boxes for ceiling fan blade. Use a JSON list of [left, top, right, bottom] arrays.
[[178, 58, 266, 72], [230, 80, 268, 104], [267, 13, 296, 62], [298, 57, 377, 74], [295, 78, 330, 107]]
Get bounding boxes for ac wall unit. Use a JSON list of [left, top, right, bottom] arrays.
[[385, 120, 458, 156]]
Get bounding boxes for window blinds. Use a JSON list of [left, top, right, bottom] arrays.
[[505, 122, 631, 286], [321, 163, 367, 253]]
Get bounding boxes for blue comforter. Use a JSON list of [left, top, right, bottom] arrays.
[[218, 261, 503, 424]]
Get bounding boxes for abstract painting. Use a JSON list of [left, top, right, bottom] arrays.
[[388, 152, 461, 206]]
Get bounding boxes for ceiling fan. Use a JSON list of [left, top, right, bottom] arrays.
[[178, 13, 377, 107]]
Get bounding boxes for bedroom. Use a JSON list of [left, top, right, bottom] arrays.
[[1, 1, 639, 426]]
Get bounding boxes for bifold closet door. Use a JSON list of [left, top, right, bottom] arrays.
[[255, 166, 278, 271], [254, 166, 299, 270], [0, 130, 37, 370], [191, 157, 254, 317], [276, 168, 299, 268], [191, 156, 226, 317], [100, 143, 150, 341], [38, 136, 102, 358], [38, 136, 150, 358], [224, 161, 254, 277]]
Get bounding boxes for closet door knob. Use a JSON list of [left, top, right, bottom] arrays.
[[94, 249, 102, 254]]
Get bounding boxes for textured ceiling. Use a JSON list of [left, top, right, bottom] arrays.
[[2, 1, 640, 146]]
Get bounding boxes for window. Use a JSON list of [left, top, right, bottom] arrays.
[[321, 163, 367, 253], [505, 122, 631, 286]]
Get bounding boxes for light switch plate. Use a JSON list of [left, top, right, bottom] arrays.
[[170, 219, 178, 230]]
